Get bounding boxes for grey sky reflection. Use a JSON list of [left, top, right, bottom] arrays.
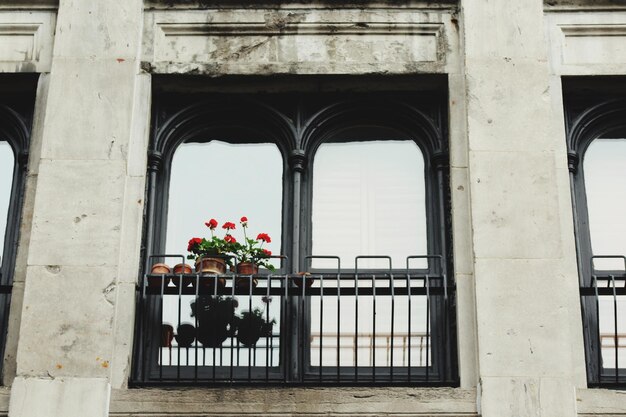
[[165, 141, 283, 263], [0, 141, 14, 258], [312, 140, 427, 269], [584, 138, 626, 270]]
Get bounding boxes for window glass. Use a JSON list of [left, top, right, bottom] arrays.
[[584, 138, 626, 270], [0, 141, 14, 259], [584, 137, 626, 371], [312, 140, 427, 269], [165, 141, 283, 258], [161, 140, 283, 367]]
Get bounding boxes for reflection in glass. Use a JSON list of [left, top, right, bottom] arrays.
[[312, 140, 427, 270], [160, 140, 283, 366], [311, 140, 429, 369], [584, 137, 626, 371], [165, 140, 283, 260], [584, 138, 626, 270], [0, 141, 14, 259]]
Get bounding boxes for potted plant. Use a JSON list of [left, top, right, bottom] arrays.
[[187, 218, 239, 289], [235, 307, 276, 348], [229, 216, 275, 290], [190, 295, 237, 347]]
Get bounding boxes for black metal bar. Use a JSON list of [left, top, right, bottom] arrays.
[[593, 275, 601, 385], [610, 275, 619, 383], [319, 272, 324, 382], [248, 277, 253, 382], [266, 273, 271, 382], [407, 270, 412, 382], [425, 274, 430, 382], [194, 275, 199, 382], [390, 271, 395, 382]]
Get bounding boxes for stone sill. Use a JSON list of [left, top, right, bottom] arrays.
[[110, 386, 478, 416], [577, 388, 626, 416]]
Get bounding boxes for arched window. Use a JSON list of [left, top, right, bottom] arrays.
[[567, 98, 626, 387], [134, 92, 455, 386], [0, 102, 30, 381]]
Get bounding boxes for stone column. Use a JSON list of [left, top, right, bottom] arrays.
[[460, 1, 586, 416], [8, 1, 148, 416]]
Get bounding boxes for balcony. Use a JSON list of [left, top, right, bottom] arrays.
[[580, 256, 626, 388], [132, 255, 458, 386]]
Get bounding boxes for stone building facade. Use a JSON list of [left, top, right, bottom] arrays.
[[0, 0, 625, 416]]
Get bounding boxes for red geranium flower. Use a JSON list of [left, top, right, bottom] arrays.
[[187, 237, 202, 251], [222, 222, 236, 230], [240, 216, 248, 223], [262, 249, 272, 257], [224, 234, 236, 243], [205, 218, 218, 229], [256, 233, 271, 243]]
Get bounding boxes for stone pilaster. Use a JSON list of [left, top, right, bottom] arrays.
[[460, 1, 586, 416], [8, 1, 148, 416]]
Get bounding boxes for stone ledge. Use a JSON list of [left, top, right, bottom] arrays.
[[110, 387, 477, 416], [577, 388, 626, 415]]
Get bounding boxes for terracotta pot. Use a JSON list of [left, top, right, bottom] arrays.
[[235, 263, 259, 290], [194, 257, 227, 291], [196, 257, 227, 275], [151, 263, 171, 274], [161, 323, 174, 348], [173, 263, 192, 274], [237, 262, 259, 275], [198, 276, 227, 291], [235, 276, 259, 291], [148, 263, 171, 288], [172, 262, 194, 288], [293, 272, 315, 290]]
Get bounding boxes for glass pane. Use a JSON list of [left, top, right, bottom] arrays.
[[165, 141, 283, 260], [597, 296, 626, 371], [584, 138, 626, 271], [312, 140, 427, 270], [160, 140, 283, 367], [0, 141, 14, 260]]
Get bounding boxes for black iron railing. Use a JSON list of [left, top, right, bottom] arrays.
[[132, 255, 457, 386], [581, 256, 626, 388]]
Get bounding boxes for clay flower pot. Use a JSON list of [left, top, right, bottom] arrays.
[[173, 263, 192, 274], [196, 257, 227, 291], [196, 257, 227, 275], [170, 263, 194, 288], [237, 262, 259, 275], [235, 262, 259, 291], [293, 272, 315, 290], [161, 323, 174, 348], [148, 263, 171, 288]]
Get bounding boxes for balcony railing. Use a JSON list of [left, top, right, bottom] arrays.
[[580, 256, 626, 388], [132, 255, 458, 386]]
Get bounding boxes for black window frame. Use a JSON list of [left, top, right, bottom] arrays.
[[132, 87, 456, 386], [565, 88, 626, 388], [0, 76, 35, 382]]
